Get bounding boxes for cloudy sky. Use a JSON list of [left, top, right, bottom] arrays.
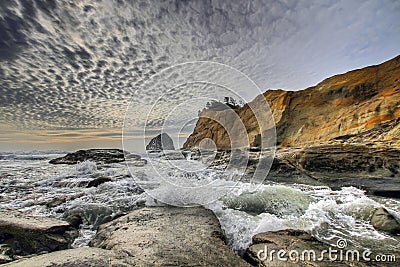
[[0, 0, 399, 151]]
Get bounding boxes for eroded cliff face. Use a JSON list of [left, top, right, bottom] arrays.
[[183, 55, 400, 149]]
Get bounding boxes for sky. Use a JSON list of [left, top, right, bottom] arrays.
[[0, 0, 399, 151]]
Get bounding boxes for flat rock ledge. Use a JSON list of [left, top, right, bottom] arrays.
[[269, 144, 400, 198], [0, 209, 77, 259], [5, 207, 250, 267], [198, 144, 400, 198]]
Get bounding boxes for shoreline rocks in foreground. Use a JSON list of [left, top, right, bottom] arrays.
[[3, 207, 250, 267], [370, 207, 400, 235], [0, 209, 78, 263], [89, 206, 250, 266], [2, 206, 398, 266]]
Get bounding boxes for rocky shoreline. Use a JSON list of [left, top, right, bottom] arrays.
[[1, 205, 399, 266], [1, 146, 399, 266], [192, 143, 400, 199], [1, 207, 250, 266]]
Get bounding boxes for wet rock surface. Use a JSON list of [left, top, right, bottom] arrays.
[[1, 207, 250, 266], [86, 177, 112, 188], [49, 149, 129, 165], [201, 144, 400, 199], [0, 209, 77, 257], [270, 144, 400, 198], [370, 207, 400, 235], [90, 206, 250, 266]]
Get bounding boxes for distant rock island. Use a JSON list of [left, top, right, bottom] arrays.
[[49, 149, 147, 167], [146, 133, 175, 151], [49, 149, 128, 164]]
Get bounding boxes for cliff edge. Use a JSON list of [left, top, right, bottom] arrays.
[[183, 55, 400, 149]]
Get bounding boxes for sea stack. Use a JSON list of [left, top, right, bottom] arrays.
[[146, 133, 175, 151]]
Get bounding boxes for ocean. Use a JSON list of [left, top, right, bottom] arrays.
[[0, 150, 399, 255]]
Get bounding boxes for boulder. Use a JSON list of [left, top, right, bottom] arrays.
[[370, 207, 400, 235], [49, 149, 128, 165], [0, 209, 77, 256], [146, 133, 175, 151], [90, 206, 250, 266]]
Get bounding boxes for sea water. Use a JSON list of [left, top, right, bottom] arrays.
[[0, 151, 399, 254]]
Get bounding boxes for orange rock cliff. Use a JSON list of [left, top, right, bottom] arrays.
[[183, 55, 400, 149]]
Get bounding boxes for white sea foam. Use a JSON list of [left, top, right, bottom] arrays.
[[0, 152, 399, 254]]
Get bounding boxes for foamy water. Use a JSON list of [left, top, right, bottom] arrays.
[[0, 151, 399, 254]]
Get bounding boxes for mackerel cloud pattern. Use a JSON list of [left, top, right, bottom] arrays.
[[0, 0, 399, 131]]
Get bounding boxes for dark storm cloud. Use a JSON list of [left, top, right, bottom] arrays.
[[0, 0, 399, 138]]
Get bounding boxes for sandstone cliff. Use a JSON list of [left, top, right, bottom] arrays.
[[183, 55, 400, 149]]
